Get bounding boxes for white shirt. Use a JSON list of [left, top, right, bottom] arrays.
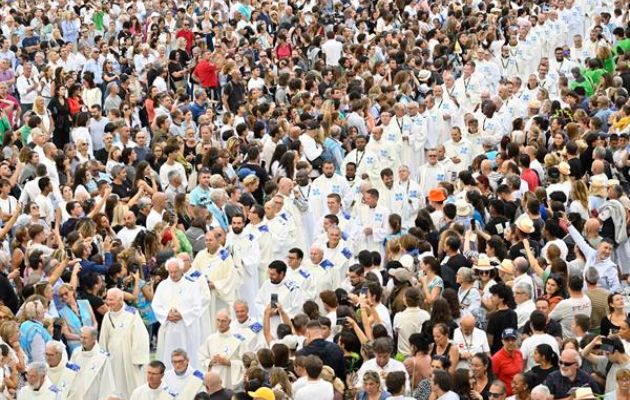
[[294, 379, 334, 400], [146, 209, 164, 231], [356, 358, 409, 391], [16, 73, 38, 104], [321, 39, 343, 66], [520, 333, 560, 371], [452, 327, 490, 369], [393, 307, 430, 356]]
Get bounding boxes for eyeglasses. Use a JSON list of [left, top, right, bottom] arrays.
[[559, 361, 577, 367], [479, 270, 491, 275], [489, 393, 504, 398]]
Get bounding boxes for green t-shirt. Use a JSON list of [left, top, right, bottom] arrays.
[[569, 78, 594, 97]]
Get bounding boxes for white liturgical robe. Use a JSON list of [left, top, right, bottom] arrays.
[[192, 247, 241, 332], [263, 214, 295, 262], [443, 138, 473, 174], [198, 330, 246, 389], [17, 378, 61, 400], [184, 268, 212, 341], [418, 163, 447, 200], [366, 138, 396, 174], [243, 222, 274, 287], [47, 357, 80, 400], [255, 278, 304, 337], [226, 230, 261, 308], [99, 305, 150, 399], [309, 174, 353, 222], [172, 369, 206, 399], [129, 382, 174, 400], [342, 149, 380, 184], [355, 203, 390, 253], [153, 277, 203, 369], [69, 343, 117, 400], [404, 112, 427, 179], [230, 317, 264, 352]]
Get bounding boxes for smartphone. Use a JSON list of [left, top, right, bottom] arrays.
[[271, 293, 278, 309], [601, 338, 615, 353], [359, 286, 368, 298]]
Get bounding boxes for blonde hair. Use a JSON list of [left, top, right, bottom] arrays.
[[111, 204, 129, 227]]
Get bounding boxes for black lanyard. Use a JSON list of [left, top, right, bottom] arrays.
[[355, 150, 365, 167]]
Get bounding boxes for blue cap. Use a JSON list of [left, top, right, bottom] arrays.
[[502, 328, 518, 339]]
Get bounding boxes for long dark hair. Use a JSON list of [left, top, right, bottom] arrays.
[[535, 344, 559, 368]]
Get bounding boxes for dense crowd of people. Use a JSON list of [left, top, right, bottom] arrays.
[[0, 0, 628, 399]]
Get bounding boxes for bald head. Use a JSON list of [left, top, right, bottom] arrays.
[[204, 371, 223, 393], [460, 314, 476, 335], [591, 159, 604, 174], [278, 177, 293, 195]]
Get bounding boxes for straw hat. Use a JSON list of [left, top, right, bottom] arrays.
[[498, 259, 514, 275], [574, 388, 596, 400], [515, 215, 535, 234], [418, 70, 431, 82], [455, 199, 473, 217], [473, 255, 494, 271]]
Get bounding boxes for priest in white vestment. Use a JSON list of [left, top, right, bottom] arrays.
[[443, 127, 473, 175], [18, 362, 61, 400], [243, 205, 274, 287], [179, 252, 212, 342], [341, 135, 380, 184], [198, 309, 246, 389], [164, 349, 206, 398], [263, 199, 296, 261], [365, 127, 397, 174], [277, 178, 308, 252], [404, 102, 427, 179], [45, 341, 80, 400], [231, 300, 264, 352], [99, 288, 150, 399], [153, 257, 203, 369], [355, 188, 390, 254], [255, 261, 305, 338], [130, 360, 174, 400], [225, 214, 261, 310], [309, 161, 353, 222], [301, 246, 338, 307], [70, 327, 117, 400], [418, 149, 448, 204], [398, 165, 423, 228], [192, 231, 241, 332]]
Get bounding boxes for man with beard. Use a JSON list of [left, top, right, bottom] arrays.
[[255, 260, 304, 339], [342, 135, 379, 184], [226, 214, 261, 307], [309, 161, 353, 223], [117, 210, 145, 248]]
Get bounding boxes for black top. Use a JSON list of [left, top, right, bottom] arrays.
[[601, 315, 622, 337], [568, 157, 585, 179], [0, 274, 19, 314], [112, 179, 134, 200], [238, 163, 269, 204], [296, 338, 346, 380], [441, 253, 471, 290], [207, 388, 234, 400], [530, 365, 558, 388], [508, 240, 540, 260], [486, 308, 518, 354]]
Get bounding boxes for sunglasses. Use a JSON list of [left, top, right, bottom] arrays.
[[489, 393, 504, 398], [559, 361, 577, 367], [479, 270, 491, 275]]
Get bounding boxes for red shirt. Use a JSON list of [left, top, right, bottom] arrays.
[[521, 168, 539, 191], [176, 29, 194, 54], [492, 348, 523, 396], [193, 60, 218, 88]]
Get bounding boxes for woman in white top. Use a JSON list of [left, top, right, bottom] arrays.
[[70, 112, 93, 157], [81, 74, 102, 108], [31, 96, 52, 137], [569, 179, 590, 221]]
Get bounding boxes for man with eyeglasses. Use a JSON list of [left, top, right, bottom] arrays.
[[544, 348, 599, 399]]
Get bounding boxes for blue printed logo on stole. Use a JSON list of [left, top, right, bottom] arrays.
[[460, 147, 468, 155], [258, 225, 269, 233], [342, 248, 352, 259], [284, 281, 299, 291], [233, 333, 246, 341], [409, 190, 418, 198], [387, 133, 396, 141], [436, 174, 445, 182], [280, 213, 288, 221], [299, 269, 311, 279], [341, 231, 349, 241], [193, 369, 204, 380], [380, 149, 388, 157], [320, 259, 334, 270], [313, 188, 321, 196], [394, 193, 404, 202], [249, 322, 263, 333], [342, 211, 351, 220], [219, 248, 229, 261], [66, 363, 80, 372], [248, 234, 254, 241], [366, 156, 375, 164], [374, 213, 384, 222], [186, 270, 201, 282], [332, 185, 340, 193]]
